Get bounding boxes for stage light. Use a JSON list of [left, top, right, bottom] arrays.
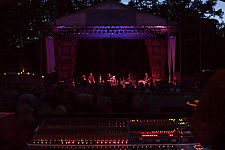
[[56, 26, 65, 30], [3, 73, 6, 75], [41, 75, 45, 78]]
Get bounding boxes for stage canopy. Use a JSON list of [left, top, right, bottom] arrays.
[[51, 0, 171, 26], [45, 0, 177, 83]]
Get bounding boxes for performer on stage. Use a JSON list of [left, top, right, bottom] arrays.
[[144, 72, 151, 86], [81, 74, 87, 85], [98, 75, 104, 83], [127, 73, 133, 83], [107, 73, 112, 82], [111, 76, 117, 86], [88, 72, 95, 85], [144, 73, 149, 81]]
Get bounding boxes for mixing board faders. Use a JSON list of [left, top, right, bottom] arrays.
[[27, 118, 205, 150]]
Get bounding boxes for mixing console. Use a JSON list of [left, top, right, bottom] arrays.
[[27, 118, 205, 150]]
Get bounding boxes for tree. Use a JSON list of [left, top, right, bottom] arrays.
[[128, 0, 160, 12], [128, 0, 223, 23], [0, 0, 115, 71], [0, 0, 114, 49]]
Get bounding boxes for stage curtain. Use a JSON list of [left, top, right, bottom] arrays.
[[145, 39, 166, 82], [168, 37, 176, 82], [54, 38, 78, 80], [45, 36, 55, 73]]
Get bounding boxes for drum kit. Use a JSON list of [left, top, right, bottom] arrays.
[[106, 73, 151, 88], [120, 79, 137, 88], [138, 78, 151, 86], [138, 80, 146, 85]]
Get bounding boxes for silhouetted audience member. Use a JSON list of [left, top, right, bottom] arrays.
[[17, 93, 42, 124], [191, 69, 225, 150]]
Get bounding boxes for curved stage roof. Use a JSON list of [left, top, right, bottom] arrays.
[[51, 0, 174, 26]]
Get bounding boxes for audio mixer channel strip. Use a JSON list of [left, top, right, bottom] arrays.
[[27, 118, 205, 150]]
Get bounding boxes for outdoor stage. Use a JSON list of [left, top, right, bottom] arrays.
[[44, 0, 178, 84]]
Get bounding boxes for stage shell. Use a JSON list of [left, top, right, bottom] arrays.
[[44, 0, 177, 82]]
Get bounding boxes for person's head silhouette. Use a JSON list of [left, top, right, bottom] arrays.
[[191, 69, 225, 149]]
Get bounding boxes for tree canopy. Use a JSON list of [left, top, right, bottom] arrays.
[[128, 0, 224, 22]]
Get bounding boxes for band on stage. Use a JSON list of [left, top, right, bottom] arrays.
[[79, 72, 153, 88]]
